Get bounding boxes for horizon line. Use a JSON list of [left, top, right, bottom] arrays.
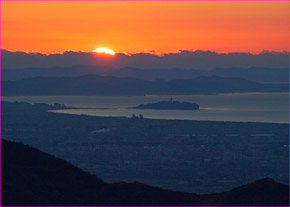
[[1, 49, 289, 56]]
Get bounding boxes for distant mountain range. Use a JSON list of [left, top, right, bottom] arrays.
[[111, 67, 290, 83], [2, 75, 288, 96], [2, 138, 289, 206], [2, 65, 289, 83]]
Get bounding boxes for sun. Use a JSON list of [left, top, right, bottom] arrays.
[[93, 47, 115, 55]]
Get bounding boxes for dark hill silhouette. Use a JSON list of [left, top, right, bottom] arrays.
[[2, 138, 289, 206], [2, 75, 288, 96]]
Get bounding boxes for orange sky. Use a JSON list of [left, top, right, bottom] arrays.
[[1, 1, 289, 54]]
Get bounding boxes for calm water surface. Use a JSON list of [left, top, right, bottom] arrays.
[[2, 92, 289, 123]]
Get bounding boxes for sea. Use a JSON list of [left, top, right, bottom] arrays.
[[2, 92, 289, 123]]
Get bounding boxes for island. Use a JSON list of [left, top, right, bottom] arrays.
[[131, 100, 199, 110]]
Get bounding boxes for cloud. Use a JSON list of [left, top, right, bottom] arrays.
[[1, 49, 289, 70]]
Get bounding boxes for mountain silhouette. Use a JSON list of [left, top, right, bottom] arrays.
[[2, 66, 288, 84], [2, 75, 288, 96], [2, 138, 289, 206]]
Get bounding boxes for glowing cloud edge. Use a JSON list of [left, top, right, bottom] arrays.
[[93, 48, 115, 55]]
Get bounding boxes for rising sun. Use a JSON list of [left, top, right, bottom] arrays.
[[93, 47, 115, 55]]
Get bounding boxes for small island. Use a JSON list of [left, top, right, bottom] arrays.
[[131, 100, 199, 110]]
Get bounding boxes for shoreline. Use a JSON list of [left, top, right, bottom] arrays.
[[1, 91, 289, 98], [49, 109, 289, 125]]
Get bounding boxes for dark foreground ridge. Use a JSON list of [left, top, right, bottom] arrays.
[[2, 138, 289, 206], [131, 100, 200, 110]]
